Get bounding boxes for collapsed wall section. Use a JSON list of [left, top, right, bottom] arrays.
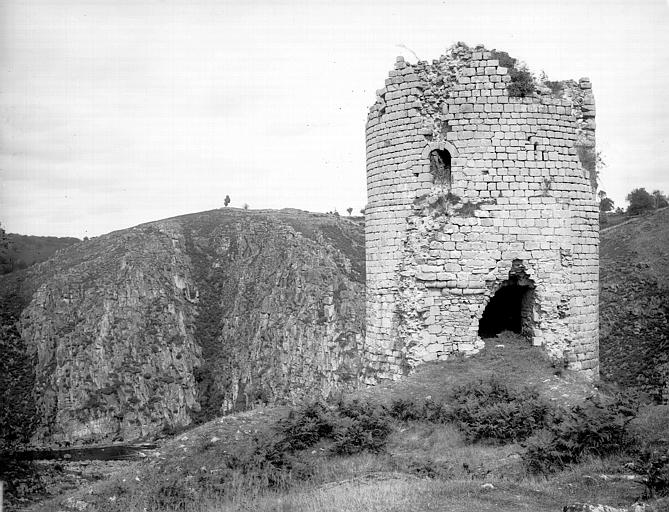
[[365, 44, 598, 382]]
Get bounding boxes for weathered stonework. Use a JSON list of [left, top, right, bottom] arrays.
[[365, 44, 598, 381]]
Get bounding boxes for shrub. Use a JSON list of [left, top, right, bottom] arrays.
[[507, 69, 535, 98], [491, 50, 516, 69], [331, 400, 393, 455], [449, 377, 555, 444], [490, 50, 535, 98], [228, 435, 301, 489], [523, 393, 637, 473], [278, 402, 334, 451], [627, 188, 655, 215], [389, 397, 449, 423], [278, 399, 392, 456], [189, 432, 306, 500], [599, 197, 615, 213], [633, 447, 669, 497]]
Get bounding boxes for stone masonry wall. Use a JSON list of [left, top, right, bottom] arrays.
[[365, 44, 598, 382]]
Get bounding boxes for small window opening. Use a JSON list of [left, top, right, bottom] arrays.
[[429, 149, 452, 186], [478, 262, 535, 339]]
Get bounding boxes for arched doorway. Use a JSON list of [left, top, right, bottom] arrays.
[[478, 261, 536, 339]]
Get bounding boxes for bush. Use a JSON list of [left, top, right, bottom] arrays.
[[523, 393, 637, 473], [627, 188, 655, 215], [278, 402, 334, 451], [277, 400, 393, 457], [633, 447, 669, 498], [449, 377, 555, 444], [389, 397, 450, 423], [228, 435, 301, 489], [331, 400, 392, 455], [490, 50, 535, 98], [599, 197, 615, 213], [507, 68, 535, 97]]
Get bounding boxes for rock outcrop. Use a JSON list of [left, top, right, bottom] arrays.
[[0, 209, 365, 447]]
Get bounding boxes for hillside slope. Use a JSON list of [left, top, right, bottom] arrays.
[[0, 233, 80, 275], [600, 208, 669, 400], [0, 209, 365, 448]]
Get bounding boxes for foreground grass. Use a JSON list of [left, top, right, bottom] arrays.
[[218, 479, 558, 512]]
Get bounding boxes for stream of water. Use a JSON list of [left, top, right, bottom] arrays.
[[1, 443, 156, 462]]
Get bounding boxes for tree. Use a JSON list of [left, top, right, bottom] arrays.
[[0, 222, 14, 274], [0, 222, 8, 249], [599, 197, 614, 213], [224, 195, 231, 207], [346, 207, 353, 216], [651, 190, 668, 209], [243, 203, 249, 210], [626, 188, 654, 215]]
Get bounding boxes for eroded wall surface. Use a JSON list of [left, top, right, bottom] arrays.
[[365, 44, 598, 381]]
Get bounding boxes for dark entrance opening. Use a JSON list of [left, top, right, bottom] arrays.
[[478, 260, 535, 339]]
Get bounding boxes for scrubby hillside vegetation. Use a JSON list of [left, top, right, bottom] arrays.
[[600, 207, 669, 401], [20, 335, 669, 512], [0, 208, 364, 449]]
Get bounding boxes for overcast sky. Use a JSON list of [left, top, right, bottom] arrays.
[[1, 0, 668, 237]]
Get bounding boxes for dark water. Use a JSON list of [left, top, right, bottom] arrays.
[[0, 443, 156, 463], [0, 445, 157, 511]]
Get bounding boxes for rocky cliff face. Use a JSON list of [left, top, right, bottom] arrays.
[[0, 209, 365, 447]]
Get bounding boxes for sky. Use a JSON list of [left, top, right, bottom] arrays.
[[1, 0, 668, 238]]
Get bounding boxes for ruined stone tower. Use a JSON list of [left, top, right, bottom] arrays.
[[365, 44, 598, 380]]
